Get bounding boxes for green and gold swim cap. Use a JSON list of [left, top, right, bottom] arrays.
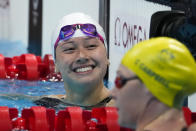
[[122, 37, 196, 108]]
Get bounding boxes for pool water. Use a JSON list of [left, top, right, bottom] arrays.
[[0, 79, 113, 112], [0, 79, 65, 112]]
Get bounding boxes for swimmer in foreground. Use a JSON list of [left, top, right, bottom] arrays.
[[34, 12, 114, 110], [110, 37, 196, 131]]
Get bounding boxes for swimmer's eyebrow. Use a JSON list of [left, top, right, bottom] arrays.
[[58, 40, 75, 48], [84, 37, 96, 40]]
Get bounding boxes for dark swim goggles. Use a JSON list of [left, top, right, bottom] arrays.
[[54, 24, 104, 49], [115, 76, 139, 89]]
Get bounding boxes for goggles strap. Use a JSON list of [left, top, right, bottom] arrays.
[[72, 29, 86, 38], [55, 24, 104, 50], [76, 24, 81, 30]]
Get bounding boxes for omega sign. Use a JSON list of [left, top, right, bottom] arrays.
[[114, 17, 147, 48]]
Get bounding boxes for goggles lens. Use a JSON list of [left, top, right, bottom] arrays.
[[59, 25, 74, 40], [115, 76, 139, 89], [81, 24, 97, 36]]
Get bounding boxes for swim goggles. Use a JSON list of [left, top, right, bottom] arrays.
[[54, 24, 104, 50], [114, 76, 139, 89]]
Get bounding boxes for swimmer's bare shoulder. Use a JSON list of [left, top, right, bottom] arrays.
[[31, 94, 66, 102], [41, 94, 115, 107]]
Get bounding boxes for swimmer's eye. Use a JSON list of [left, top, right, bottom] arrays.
[[63, 47, 76, 53], [86, 44, 98, 50]]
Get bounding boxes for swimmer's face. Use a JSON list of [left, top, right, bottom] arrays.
[[55, 36, 108, 86], [110, 64, 148, 129]]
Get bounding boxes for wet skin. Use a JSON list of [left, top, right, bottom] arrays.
[[110, 64, 148, 128], [55, 36, 108, 91]]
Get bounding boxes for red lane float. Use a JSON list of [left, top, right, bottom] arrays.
[[43, 54, 55, 74], [183, 107, 196, 126], [21, 106, 55, 131], [56, 107, 86, 131], [0, 53, 62, 81], [16, 54, 39, 80], [1, 106, 195, 131], [0, 106, 18, 131], [91, 107, 120, 131], [0, 54, 6, 78]]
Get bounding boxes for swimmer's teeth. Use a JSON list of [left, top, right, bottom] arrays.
[[76, 66, 92, 73]]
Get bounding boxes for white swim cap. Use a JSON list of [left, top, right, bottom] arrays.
[[51, 12, 107, 59]]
